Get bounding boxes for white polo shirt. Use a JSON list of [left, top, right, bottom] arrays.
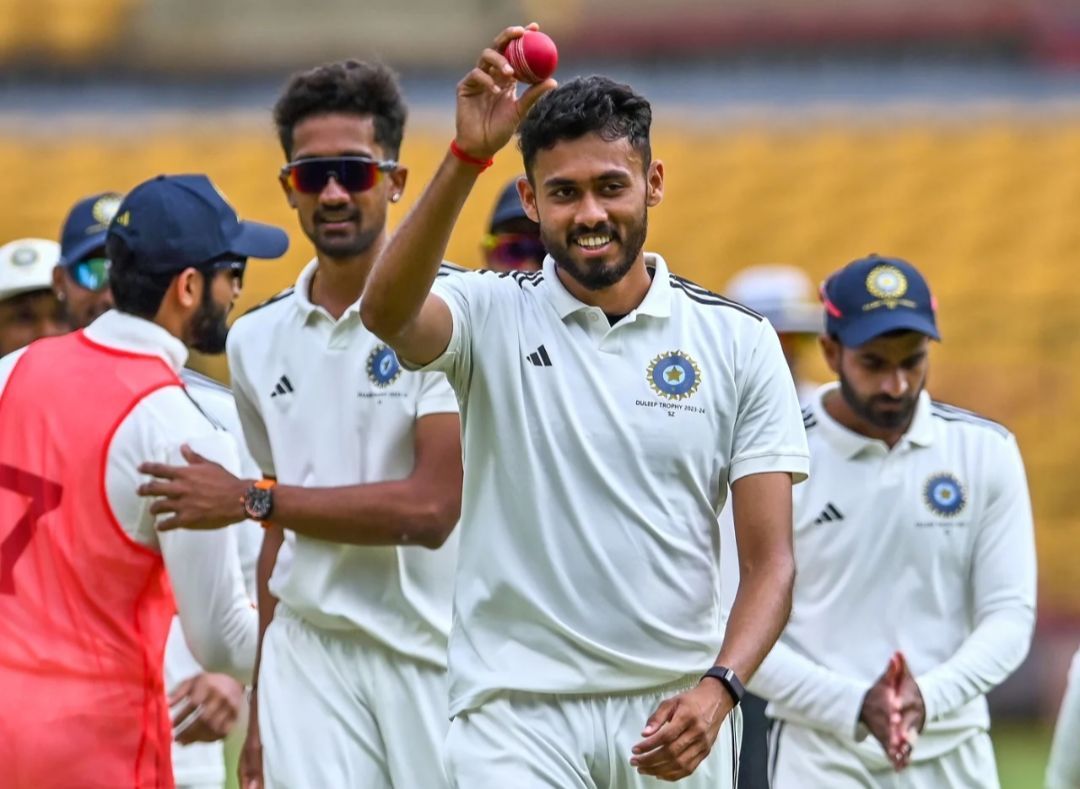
[[750, 384, 1036, 765], [417, 253, 809, 715], [226, 259, 460, 668]]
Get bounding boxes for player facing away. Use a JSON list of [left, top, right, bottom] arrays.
[[136, 60, 464, 789], [361, 26, 809, 788], [751, 255, 1037, 787], [0, 174, 285, 788]]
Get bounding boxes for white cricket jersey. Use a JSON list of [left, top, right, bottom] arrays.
[[750, 384, 1036, 766], [226, 259, 460, 668], [0, 312, 257, 681], [415, 253, 809, 715]]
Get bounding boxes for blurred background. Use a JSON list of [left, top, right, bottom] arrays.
[[3, 1, 1079, 784]]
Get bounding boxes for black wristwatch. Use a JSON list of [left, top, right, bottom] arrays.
[[702, 665, 745, 706], [243, 479, 276, 522]]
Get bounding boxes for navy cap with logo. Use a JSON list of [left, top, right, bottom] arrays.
[[107, 174, 289, 273], [489, 177, 534, 232], [60, 191, 124, 266], [820, 254, 940, 347]]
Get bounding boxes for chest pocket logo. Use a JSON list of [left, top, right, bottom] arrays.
[[367, 344, 402, 388], [647, 351, 701, 401], [924, 472, 966, 518]]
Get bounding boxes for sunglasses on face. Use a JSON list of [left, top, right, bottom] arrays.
[[199, 257, 247, 287], [281, 156, 397, 195], [68, 257, 110, 292], [483, 233, 546, 268]]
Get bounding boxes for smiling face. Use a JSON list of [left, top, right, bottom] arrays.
[[280, 112, 406, 261], [519, 132, 663, 292]]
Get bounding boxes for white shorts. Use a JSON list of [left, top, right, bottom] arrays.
[[259, 605, 450, 789], [445, 679, 742, 789], [768, 721, 999, 788]]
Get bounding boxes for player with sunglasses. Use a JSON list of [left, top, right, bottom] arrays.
[[482, 177, 545, 272], [55, 192, 122, 328]]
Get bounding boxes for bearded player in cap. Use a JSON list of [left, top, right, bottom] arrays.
[[0, 174, 287, 787], [751, 255, 1036, 787]]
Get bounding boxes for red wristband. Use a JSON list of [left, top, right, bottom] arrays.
[[450, 140, 494, 171]]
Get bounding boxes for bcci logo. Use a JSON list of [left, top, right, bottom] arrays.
[[10, 246, 38, 267], [864, 264, 916, 312], [924, 472, 966, 518], [647, 351, 701, 401], [91, 194, 123, 229], [367, 344, 402, 388]]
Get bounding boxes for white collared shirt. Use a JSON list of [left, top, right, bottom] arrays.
[[226, 259, 460, 668], [750, 384, 1036, 765], [417, 253, 809, 715], [0, 311, 257, 681]]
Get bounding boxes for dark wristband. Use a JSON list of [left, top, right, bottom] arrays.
[[702, 665, 745, 706]]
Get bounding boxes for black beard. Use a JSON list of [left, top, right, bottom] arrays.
[[838, 371, 920, 431], [543, 211, 647, 292], [187, 280, 230, 355], [308, 208, 380, 259]]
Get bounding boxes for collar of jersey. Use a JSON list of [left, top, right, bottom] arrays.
[[292, 258, 362, 323], [811, 383, 935, 458], [541, 252, 672, 321], [82, 309, 188, 372]]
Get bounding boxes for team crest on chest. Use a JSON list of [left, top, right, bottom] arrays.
[[647, 351, 701, 401], [923, 472, 966, 518], [366, 344, 402, 388]]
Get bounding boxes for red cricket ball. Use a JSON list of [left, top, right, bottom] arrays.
[[504, 31, 558, 84]]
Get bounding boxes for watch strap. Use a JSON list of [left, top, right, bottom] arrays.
[[702, 665, 745, 706]]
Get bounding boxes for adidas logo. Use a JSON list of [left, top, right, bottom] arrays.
[[526, 345, 552, 367], [813, 503, 844, 524], [270, 375, 295, 398]]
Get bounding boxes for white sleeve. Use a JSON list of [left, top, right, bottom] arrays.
[[750, 636, 868, 739], [156, 430, 258, 682], [915, 434, 1037, 721], [0, 346, 29, 393], [729, 320, 810, 485], [1047, 648, 1080, 788], [403, 269, 494, 395], [415, 370, 459, 418], [226, 335, 275, 478]]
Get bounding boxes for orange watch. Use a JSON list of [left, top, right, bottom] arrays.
[[243, 479, 276, 523]]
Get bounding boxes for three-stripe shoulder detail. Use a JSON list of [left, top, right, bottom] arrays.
[[930, 401, 1010, 438], [242, 287, 295, 317], [437, 262, 469, 278], [669, 274, 763, 320], [801, 405, 818, 430]]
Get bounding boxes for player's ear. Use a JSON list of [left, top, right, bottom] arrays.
[[646, 160, 664, 208], [174, 268, 201, 310], [517, 176, 539, 223], [279, 173, 298, 209], [387, 167, 408, 204], [820, 334, 841, 375]]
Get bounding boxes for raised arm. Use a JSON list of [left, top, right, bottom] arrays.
[[359, 24, 555, 365]]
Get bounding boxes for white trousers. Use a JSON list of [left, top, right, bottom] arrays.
[[768, 721, 999, 788], [445, 680, 742, 789], [259, 606, 450, 789]]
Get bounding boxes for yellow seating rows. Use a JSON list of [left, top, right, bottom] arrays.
[[0, 117, 1076, 610]]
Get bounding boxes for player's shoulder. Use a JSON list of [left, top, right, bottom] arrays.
[[801, 403, 819, 433], [234, 287, 296, 330], [929, 399, 1012, 442], [180, 369, 241, 430], [667, 272, 764, 325], [436, 261, 470, 278]]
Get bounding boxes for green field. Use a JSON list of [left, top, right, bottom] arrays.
[[995, 721, 1053, 789]]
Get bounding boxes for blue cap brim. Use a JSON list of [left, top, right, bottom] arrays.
[[228, 221, 289, 260], [61, 234, 107, 267], [835, 310, 940, 348]]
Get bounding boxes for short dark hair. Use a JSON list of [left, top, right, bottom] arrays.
[[518, 76, 652, 177], [106, 235, 176, 320], [273, 60, 408, 160]]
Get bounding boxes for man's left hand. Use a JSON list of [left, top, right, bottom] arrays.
[[139, 444, 251, 531], [630, 679, 733, 781], [169, 672, 245, 744]]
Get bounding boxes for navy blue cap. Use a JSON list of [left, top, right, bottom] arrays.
[[60, 192, 124, 266], [821, 254, 940, 347], [107, 175, 288, 273], [489, 177, 534, 231]]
